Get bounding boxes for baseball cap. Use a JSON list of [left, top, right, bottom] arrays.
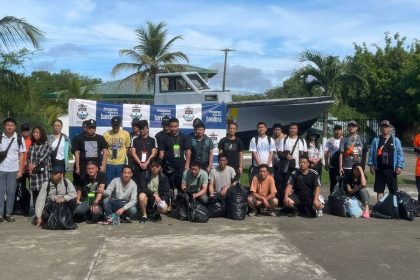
[[51, 165, 65, 174], [347, 120, 358, 127], [193, 118, 203, 128], [86, 119, 96, 127], [380, 120, 391, 127], [111, 116, 121, 126], [333, 124, 342, 130], [20, 123, 31, 131], [161, 115, 170, 126]]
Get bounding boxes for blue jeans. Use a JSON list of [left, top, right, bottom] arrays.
[[0, 171, 18, 216], [103, 198, 137, 219], [106, 164, 124, 184]]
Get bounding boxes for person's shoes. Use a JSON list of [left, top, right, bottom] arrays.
[[268, 211, 277, 217], [139, 216, 148, 223], [4, 215, 15, 222], [247, 211, 256, 217], [288, 209, 299, 217], [0, 217, 4, 223], [362, 210, 370, 219], [120, 216, 132, 223], [316, 209, 323, 217]]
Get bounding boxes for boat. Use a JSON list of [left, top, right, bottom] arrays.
[[154, 72, 334, 146]]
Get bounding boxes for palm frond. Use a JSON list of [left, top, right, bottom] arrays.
[[0, 16, 44, 51]]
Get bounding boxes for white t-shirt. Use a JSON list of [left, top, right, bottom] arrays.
[[51, 136, 65, 160], [278, 136, 307, 169], [210, 166, 236, 193], [0, 132, 26, 172], [325, 137, 341, 167], [249, 135, 276, 167]]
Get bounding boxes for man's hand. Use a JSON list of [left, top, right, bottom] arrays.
[[181, 185, 187, 192], [192, 193, 198, 200], [115, 208, 125, 216], [286, 154, 293, 160], [36, 217, 42, 228], [153, 194, 161, 204], [16, 171, 23, 179], [206, 166, 211, 174], [221, 186, 229, 197], [238, 166, 243, 175], [339, 168, 344, 176], [100, 165, 106, 173], [313, 198, 321, 209], [55, 197, 65, 203], [75, 167, 80, 175], [370, 166, 375, 175], [90, 205, 99, 213], [283, 197, 294, 208], [395, 167, 402, 175], [262, 198, 269, 208]]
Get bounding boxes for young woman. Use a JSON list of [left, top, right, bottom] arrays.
[[305, 129, 323, 178], [27, 126, 51, 206], [344, 163, 370, 219], [48, 119, 71, 171]]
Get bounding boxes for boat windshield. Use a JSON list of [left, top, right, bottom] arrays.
[[160, 76, 193, 92], [187, 74, 209, 90]]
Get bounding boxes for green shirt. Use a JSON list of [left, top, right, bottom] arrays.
[[182, 169, 208, 193]]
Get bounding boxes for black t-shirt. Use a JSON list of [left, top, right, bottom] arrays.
[[377, 136, 394, 169], [132, 136, 156, 169], [343, 176, 361, 195], [155, 130, 167, 151], [80, 171, 107, 198], [73, 134, 109, 166], [218, 137, 244, 170], [288, 169, 320, 198], [159, 133, 190, 169]]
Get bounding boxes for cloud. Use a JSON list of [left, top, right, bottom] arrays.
[[66, 0, 96, 20]]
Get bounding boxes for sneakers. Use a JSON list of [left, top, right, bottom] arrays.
[[316, 209, 323, 217], [120, 216, 132, 223], [362, 210, 370, 219], [288, 209, 299, 217], [139, 216, 148, 223], [4, 215, 15, 222], [247, 211, 256, 217], [268, 211, 277, 217]]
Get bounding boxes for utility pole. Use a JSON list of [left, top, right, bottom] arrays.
[[220, 48, 235, 91]]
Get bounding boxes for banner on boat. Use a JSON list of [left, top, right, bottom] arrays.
[[69, 99, 227, 157]]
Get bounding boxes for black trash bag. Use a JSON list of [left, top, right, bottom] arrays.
[[207, 193, 226, 218], [372, 194, 400, 219], [396, 191, 417, 221], [188, 200, 209, 223], [328, 195, 348, 217], [42, 201, 78, 230], [171, 193, 189, 221], [13, 181, 31, 216], [225, 183, 248, 220]]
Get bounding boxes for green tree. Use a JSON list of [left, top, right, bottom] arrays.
[[112, 21, 189, 92]]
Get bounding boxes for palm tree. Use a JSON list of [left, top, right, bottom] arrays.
[[296, 50, 362, 137], [112, 21, 189, 92], [0, 16, 44, 51], [44, 78, 97, 123]]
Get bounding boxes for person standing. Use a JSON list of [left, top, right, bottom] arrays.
[[339, 120, 366, 178], [27, 126, 51, 212], [305, 128, 323, 178], [324, 124, 343, 193], [155, 115, 170, 151], [0, 118, 26, 222], [368, 120, 405, 201], [187, 122, 214, 173], [131, 120, 157, 186], [103, 116, 131, 184], [414, 133, 420, 201], [48, 119, 71, 171], [218, 122, 244, 175]]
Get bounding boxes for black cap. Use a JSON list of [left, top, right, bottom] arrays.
[[161, 115, 170, 126], [380, 120, 391, 127], [86, 119, 96, 128], [51, 165, 65, 174], [333, 124, 342, 130], [111, 116, 121, 126], [139, 120, 149, 129], [20, 123, 30, 131], [82, 120, 88, 128]]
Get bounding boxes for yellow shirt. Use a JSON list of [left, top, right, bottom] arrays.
[[103, 129, 131, 165]]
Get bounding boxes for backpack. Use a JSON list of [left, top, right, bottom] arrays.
[[396, 191, 417, 221], [191, 136, 211, 164]]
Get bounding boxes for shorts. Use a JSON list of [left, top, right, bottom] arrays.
[[374, 168, 398, 194]]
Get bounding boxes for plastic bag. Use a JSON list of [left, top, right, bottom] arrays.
[[42, 202, 78, 230], [171, 193, 189, 221], [188, 200, 209, 223], [345, 197, 363, 218], [225, 183, 248, 220], [207, 193, 226, 218]]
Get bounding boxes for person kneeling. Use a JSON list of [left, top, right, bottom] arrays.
[[35, 166, 77, 227], [247, 164, 278, 217], [74, 161, 106, 223], [103, 165, 138, 223], [138, 158, 171, 223], [283, 156, 324, 217], [181, 161, 209, 204], [345, 163, 370, 218]]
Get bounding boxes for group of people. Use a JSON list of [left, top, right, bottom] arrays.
[[0, 114, 413, 226]]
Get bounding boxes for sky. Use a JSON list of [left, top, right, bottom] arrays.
[[2, 0, 419, 94]]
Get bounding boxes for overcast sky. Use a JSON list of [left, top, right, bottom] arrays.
[[2, 0, 419, 94]]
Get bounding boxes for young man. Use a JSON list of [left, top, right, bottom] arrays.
[[249, 122, 276, 182], [48, 119, 71, 171], [131, 120, 157, 186], [35, 165, 77, 227], [368, 120, 405, 201], [181, 161, 209, 204], [247, 164, 278, 217], [414, 133, 420, 201], [271, 123, 285, 166], [339, 120, 366, 178], [283, 156, 324, 218], [103, 165, 138, 223], [209, 153, 237, 197], [73, 119, 108, 183], [138, 158, 171, 223], [324, 124, 343, 193], [277, 123, 307, 202], [103, 116, 131, 184], [0, 118, 26, 222], [218, 122, 244, 175], [74, 161, 107, 223], [187, 122, 214, 173], [159, 118, 190, 190]]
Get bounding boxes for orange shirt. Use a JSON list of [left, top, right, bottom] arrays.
[[250, 175, 277, 197], [413, 133, 420, 176], [23, 137, 32, 166]]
